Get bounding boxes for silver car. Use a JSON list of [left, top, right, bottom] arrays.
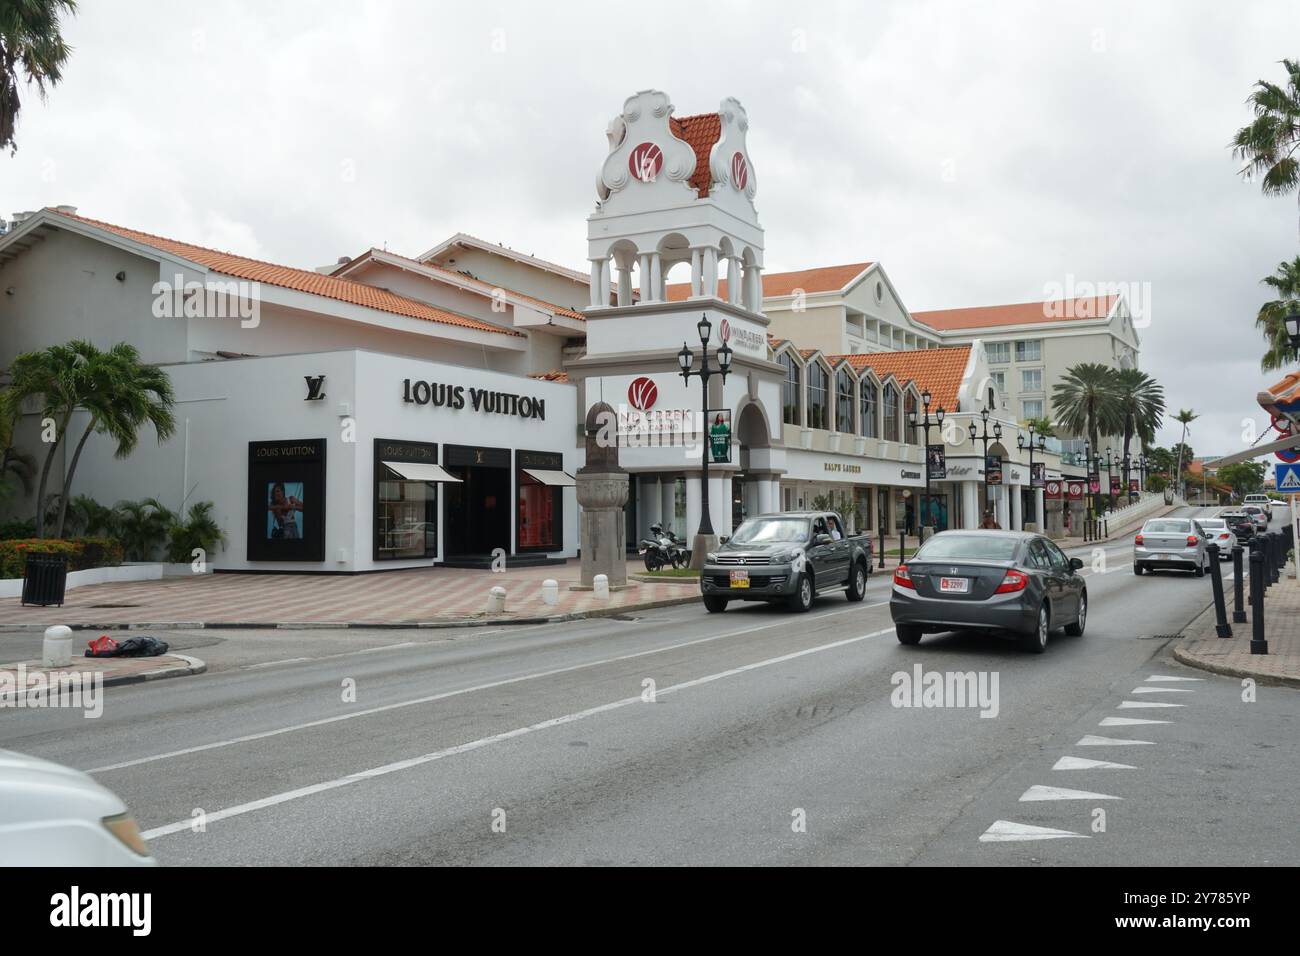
[[1134, 517, 1210, 576], [1196, 517, 1238, 559], [1242, 505, 1269, 531]]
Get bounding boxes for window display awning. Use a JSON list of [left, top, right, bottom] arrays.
[[522, 468, 576, 487], [382, 461, 462, 483]]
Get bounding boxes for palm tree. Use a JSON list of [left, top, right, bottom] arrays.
[[115, 497, 176, 561], [1172, 409, 1198, 499], [1232, 58, 1300, 237], [1254, 256, 1300, 371], [0, 0, 77, 154], [1113, 369, 1165, 490], [1051, 363, 1122, 453], [0, 406, 36, 501], [54, 343, 176, 537]]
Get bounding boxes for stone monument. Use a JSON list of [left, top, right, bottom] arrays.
[[576, 401, 629, 588]]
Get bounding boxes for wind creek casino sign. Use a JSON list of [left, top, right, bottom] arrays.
[[401, 379, 546, 420]]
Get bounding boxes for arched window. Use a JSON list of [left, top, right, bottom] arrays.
[[904, 391, 918, 444], [860, 380, 878, 438], [835, 368, 854, 433], [807, 362, 829, 430], [779, 352, 801, 426], [883, 383, 900, 442]]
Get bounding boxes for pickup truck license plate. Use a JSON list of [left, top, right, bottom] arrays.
[[729, 570, 750, 588], [939, 577, 969, 593]]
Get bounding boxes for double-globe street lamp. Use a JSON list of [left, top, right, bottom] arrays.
[[968, 407, 1002, 524], [1105, 447, 1116, 511], [908, 391, 944, 540], [678, 315, 733, 543], [1017, 423, 1046, 527]]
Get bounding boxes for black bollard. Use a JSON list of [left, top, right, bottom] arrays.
[[1271, 532, 1283, 584], [1264, 532, 1276, 588], [1250, 539, 1269, 655], [878, 524, 886, 570], [1207, 544, 1231, 639], [1231, 544, 1246, 624], [900, 530, 907, 564]]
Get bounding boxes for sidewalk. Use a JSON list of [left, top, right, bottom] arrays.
[[0, 652, 206, 691], [1054, 502, 1181, 550], [1175, 567, 1300, 688], [0, 559, 704, 631]]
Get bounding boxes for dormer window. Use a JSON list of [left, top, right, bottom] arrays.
[[807, 362, 829, 430], [836, 368, 854, 433]]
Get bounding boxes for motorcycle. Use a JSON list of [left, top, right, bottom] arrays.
[[639, 523, 689, 571]]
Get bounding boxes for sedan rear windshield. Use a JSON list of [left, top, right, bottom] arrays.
[[1143, 520, 1190, 533], [729, 517, 810, 544], [1199, 519, 1226, 528], [914, 535, 1020, 562]]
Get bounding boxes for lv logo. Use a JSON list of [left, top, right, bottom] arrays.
[[304, 375, 326, 401]]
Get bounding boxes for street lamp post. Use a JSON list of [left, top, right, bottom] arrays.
[[1105, 447, 1115, 511], [909, 390, 944, 541], [967, 407, 1002, 526], [1138, 454, 1149, 493], [1083, 440, 1093, 526], [1017, 424, 1046, 528], [678, 315, 733, 547]]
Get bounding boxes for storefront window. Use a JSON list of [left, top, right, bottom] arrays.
[[517, 450, 568, 552], [807, 362, 829, 430], [860, 382, 878, 438], [835, 368, 854, 433], [779, 352, 801, 425], [883, 384, 900, 442], [373, 440, 440, 561]]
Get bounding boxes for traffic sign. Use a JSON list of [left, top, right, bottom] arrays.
[[1277, 446, 1300, 463], [1276, 463, 1300, 492]]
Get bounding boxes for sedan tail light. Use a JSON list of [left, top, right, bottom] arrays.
[[1134, 534, 1144, 546], [1186, 535, 1198, 546], [893, 565, 914, 589], [994, 570, 1028, 594]]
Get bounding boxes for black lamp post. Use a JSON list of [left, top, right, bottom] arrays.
[[1017, 423, 1046, 527], [678, 314, 733, 539], [909, 390, 944, 540], [1285, 307, 1300, 351], [1083, 440, 1093, 523], [1105, 447, 1115, 511], [967, 407, 1001, 523], [1138, 453, 1149, 492]]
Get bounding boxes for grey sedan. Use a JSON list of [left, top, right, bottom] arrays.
[[1133, 518, 1209, 576], [889, 531, 1086, 654]]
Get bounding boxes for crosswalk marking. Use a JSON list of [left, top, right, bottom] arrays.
[[1117, 700, 1184, 709], [1100, 716, 1170, 726], [1144, 675, 1204, 682], [1020, 785, 1122, 801], [1077, 734, 1155, 746], [1053, 755, 1137, 770], [980, 820, 1090, 842], [1131, 686, 1194, 694]]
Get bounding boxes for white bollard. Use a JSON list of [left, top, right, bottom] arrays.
[[593, 574, 610, 600], [541, 579, 559, 605], [486, 586, 507, 614], [42, 625, 73, 667]]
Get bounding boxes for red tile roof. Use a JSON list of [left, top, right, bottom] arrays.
[[669, 112, 722, 198], [529, 370, 570, 384], [338, 248, 586, 321], [832, 346, 972, 412], [666, 262, 873, 302], [911, 296, 1117, 331], [45, 210, 519, 337]]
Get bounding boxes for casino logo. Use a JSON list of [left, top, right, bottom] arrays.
[[628, 143, 663, 183], [628, 376, 659, 411]]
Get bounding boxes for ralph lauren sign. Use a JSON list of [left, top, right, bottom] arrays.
[[402, 379, 545, 420]]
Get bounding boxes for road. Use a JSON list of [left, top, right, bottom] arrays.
[[2, 506, 1296, 866]]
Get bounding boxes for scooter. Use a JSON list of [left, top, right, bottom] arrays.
[[639, 523, 689, 571]]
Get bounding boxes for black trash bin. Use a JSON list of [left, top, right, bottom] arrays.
[[21, 552, 68, 607]]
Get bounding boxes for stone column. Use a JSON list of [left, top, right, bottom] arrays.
[[1010, 484, 1022, 531], [757, 476, 773, 515], [650, 253, 663, 303], [589, 259, 604, 307], [639, 254, 652, 302], [617, 265, 632, 306], [728, 257, 742, 305], [1032, 488, 1045, 532], [662, 478, 677, 538], [685, 475, 702, 548], [703, 247, 718, 298], [642, 474, 662, 538], [576, 401, 629, 588], [690, 248, 703, 297], [962, 481, 979, 530]]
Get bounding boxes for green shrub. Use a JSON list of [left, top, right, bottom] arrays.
[[0, 518, 37, 540], [0, 537, 124, 579]]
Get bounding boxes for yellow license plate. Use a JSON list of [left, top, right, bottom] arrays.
[[729, 570, 750, 588]]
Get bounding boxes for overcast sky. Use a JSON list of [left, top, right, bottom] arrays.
[[3, 0, 1298, 468]]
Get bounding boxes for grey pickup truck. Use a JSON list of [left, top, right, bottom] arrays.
[[699, 511, 874, 613]]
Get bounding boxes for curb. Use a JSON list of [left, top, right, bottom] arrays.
[[1172, 603, 1300, 689], [93, 653, 207, 689], [0, 597, 704, 633]]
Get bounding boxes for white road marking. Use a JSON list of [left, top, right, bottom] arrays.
[[138, 626, 898, 840], [1117, 700, 1184, 709], [1130, 686, 1194, 694], [980, 820, 1089, 842], [1052, 755, 1137, 770], [1099, 716, 1170, 726], [1144, 675, 1204, 682], [89, 607, 887, 775], [1077, 734, 1155, 746], [1020, 785, 1122, 802]]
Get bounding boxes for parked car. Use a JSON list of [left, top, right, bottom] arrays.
[[1243, 494, 1274, 517], [700, 511, 872, 613], [1220, 511, 1256, 541], [889, 530, 1085, 654], [1242, 505, 1269, 531], [1133, 518, 1210, 576], [1196, 517, 1237, 558], [0, 748, 155, 866]]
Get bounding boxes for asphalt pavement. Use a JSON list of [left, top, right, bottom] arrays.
[[2, 506, 1295, 866]]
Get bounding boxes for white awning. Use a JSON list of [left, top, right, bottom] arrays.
[[381, 461, 461, 483], [522, 468, 576, 487]]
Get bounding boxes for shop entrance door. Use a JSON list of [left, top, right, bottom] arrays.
[[444, 445, 511, 558]]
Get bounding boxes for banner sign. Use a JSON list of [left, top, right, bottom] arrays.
[[1067, 481, 1085, 501], [927, 444, 947, 480], [985, 455, 1003, 486], [1045, 479, 1062, 500], [1031, 462, 1045, 489], [707, 408, 732, 464]]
